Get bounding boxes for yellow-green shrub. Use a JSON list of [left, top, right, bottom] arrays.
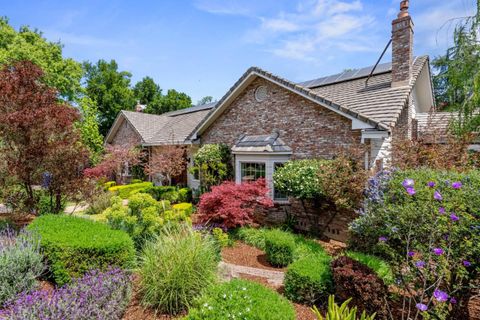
[[173, 202, 193, 216], [108, 182, 153, 199]]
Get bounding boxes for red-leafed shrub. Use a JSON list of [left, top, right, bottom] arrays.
[[197, 179, 274, 228], [331, 256, 388, 318]]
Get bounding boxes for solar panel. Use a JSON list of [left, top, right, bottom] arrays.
[[298, 61, 392, 88]]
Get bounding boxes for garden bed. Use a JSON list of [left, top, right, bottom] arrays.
[[221, 241, 286, 271]]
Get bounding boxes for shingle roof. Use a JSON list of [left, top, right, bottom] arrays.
[[118, 104, 215, 145], [306, 56, 429, 127], [416, 112, 455, 140], [232, 132, 292, 153]]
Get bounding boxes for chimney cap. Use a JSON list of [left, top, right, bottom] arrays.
[[398, 0, 409, 18]]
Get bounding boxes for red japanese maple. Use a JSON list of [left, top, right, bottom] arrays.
[[197, 178, 274, 228], [144, 145, 186, 185]]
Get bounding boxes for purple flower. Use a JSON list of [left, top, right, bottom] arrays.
[[378, 236, 388, 242], [433, 248, 444, 255], [408, 251, 416, 257], [416, 303, 428, 312], [450, 213, 459, 221], [439, 207, 446, 214], [452, 181, 462, 189], [463, 260, 471, 267], [427, 181, 436, 188], [450, 297, 457, 304], [415, 260, 426, 268], [406, 187, 416, 196], [433, 289, 449, 302], [434, 191, 443, 201], [402, 178, 415, 188]]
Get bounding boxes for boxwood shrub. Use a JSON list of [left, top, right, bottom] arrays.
[[186, 279, 296, 320], [178, 187, 192, 203], [27, 215, 135, 285], [284, 254, 332, 305], [108, 182, 153, 199], [265, 229, 295, 267]]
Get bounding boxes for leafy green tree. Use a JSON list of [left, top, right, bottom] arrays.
[[83, 59, 136, 136], [133, 76, 162, 105], [197, 96, 213, 105], [76, 97, 104, 164], [432, 1, 480, 134], [0, 17, 82, 101], [145, 89, 191, 114]]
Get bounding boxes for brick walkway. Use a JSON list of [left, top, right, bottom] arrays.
[[219, 261, 285, 287]]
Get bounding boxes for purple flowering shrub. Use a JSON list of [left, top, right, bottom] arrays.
[[0, 268, 132, 320], [350, 169, 480, 319], [0, 227, 44, 307]]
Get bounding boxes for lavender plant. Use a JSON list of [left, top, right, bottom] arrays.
[[350, 169, 480, 319], [0, 227, 44, 307], [0, 268, 132, 320]]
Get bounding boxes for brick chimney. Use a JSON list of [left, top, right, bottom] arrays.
[[391, 0, 413, 87]]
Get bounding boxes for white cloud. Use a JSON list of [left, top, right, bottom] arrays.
[[262, 18, 301, 32], [313, 0, 362, 16]]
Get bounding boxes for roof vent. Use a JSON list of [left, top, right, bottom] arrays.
[[254, 86, 268, 102]]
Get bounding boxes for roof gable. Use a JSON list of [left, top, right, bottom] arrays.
[[189, 67, 388, 141]]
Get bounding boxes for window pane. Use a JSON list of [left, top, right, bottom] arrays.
[[241, 162, 265, 182], [273, 162, 287, 200]]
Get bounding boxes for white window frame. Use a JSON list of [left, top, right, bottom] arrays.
[[234, 153, 290, 203]]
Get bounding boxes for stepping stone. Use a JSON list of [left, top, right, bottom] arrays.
[[219, 261, 285, 287]]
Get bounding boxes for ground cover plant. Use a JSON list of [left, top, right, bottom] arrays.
[[350, 169, 480, 319], [0, 228, 44, 307], [27, 215, 134, 285], [0, 268, 132, 320], [284, 255, 333, 305], [186, 278, 296, 320], [138, 225, 218, 315], [345, 251, 393, 285]]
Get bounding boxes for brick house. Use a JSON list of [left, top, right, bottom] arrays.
[[105, 1, 442, 240]]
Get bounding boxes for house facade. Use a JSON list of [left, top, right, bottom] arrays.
[[105, 1, 442, 240]]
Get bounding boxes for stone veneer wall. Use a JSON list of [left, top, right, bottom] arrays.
[[200, 77, 363, 242]]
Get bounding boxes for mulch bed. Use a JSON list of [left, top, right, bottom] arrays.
[[221, 241, 286, 271]]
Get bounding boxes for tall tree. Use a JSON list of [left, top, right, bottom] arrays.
[[432, 1, 480, 134], [83, 59, 136, 136], [145, 89, 191, 114], [197, 96, 213, 105], [0, 17, 83, 101], [0, 61, 89, 213], [133, 76, 162, 105], [76, 97, 104, 164]]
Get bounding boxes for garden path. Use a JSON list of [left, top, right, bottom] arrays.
[[219, 261, 285, 287]]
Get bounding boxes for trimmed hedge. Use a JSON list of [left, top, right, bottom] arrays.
[[331, 256, 388, 318], [346, 251, 393, 285], [284, 255, 332, 305], [27, 215, 135, 285], [108, 182, 153, 199], [265, 229, 295, 267], [186, 279, 295, 320]]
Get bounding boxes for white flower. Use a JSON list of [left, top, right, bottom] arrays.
[[203, 303, 208, 307]]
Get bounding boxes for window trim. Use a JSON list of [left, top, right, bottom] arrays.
[[272, 161, 288, 202], [239, 161, 267, 182]]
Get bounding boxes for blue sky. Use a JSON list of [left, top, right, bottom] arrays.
[[1, 0, 476, 102]]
